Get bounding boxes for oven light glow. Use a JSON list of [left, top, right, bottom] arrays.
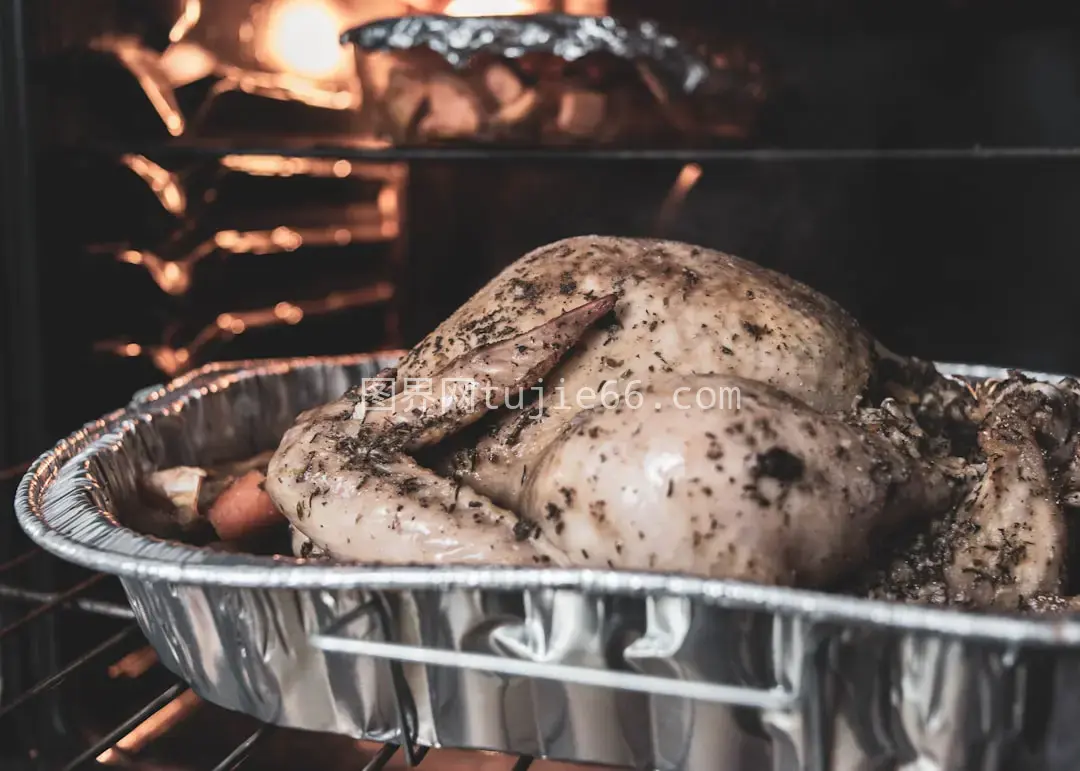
[[562, 0, 607, 12], [97, 284, 394, 375], [442, 0, 544, 15], [159, 41, 217, 88], [263, 0, 349, 79], [93, 37, 186, 136], [218, 154, 402, 178], [274, 301, 305, 324], [96, 689, 202, 764], [108, 645, 159, 677], [168, 0, 202, 44], [120, 155, 186, 216], [377, 186, 400, 230], [654, 162, 703, 233], [217, 314, 248, 334]]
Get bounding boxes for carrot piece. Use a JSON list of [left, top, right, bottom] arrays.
[[206, 470, 283, 542]]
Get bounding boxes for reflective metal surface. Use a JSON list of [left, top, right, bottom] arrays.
[[15, 354, 1080, 770], [342, 15, 714, 91], [342, 14, 765, 146]]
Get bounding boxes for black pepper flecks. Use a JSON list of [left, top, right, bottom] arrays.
[[741, 320, 771, 341], [513, 519, 539, 541], [753, 448, 805, 482]]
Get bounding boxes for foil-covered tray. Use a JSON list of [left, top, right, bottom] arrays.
[[344, 15, 715, 90], [342, 15, 765, 146], [16, 354, 1080, 771]]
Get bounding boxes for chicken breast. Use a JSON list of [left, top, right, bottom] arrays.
[[520, 374, 955, 586], [203, 235, 1080, 608], [263, 246, 962, 588], [265, 297, 617, 565], [401, 236, 876, 510]]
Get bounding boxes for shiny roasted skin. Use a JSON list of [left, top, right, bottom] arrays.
[[521, 374, 953, 586], [264, 236, 973, 591], [406, 236, 876, 512]]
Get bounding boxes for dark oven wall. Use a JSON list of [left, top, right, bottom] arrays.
[[14, 0, 1080, 444]]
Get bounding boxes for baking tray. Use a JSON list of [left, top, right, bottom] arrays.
[[15, 353, 1080, 771], [341, 14, 765, 146]]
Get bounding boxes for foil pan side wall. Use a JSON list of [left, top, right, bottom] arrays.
[[120, 577, 405, 740], [110, 575, 1080, 771], [114, 576, 808, 767], [19, 355, 401, 581], [15, 353, 1080, 768]]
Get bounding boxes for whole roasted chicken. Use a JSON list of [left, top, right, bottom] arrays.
[[258, 236, 1080, 610]]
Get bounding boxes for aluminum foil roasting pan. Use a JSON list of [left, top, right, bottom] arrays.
[[341, 15, 765, 146], [16, 354, 1080, 771]]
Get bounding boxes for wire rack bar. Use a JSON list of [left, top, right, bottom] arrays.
[[77, 141, 1080, 163], [61, 683, 185, 771], [0, 573, 109, 642], [364, 743, 402, 771], [0, 548, 39, 574], [0, 582, 135, 619], [209, 726, 268, 771], [0, 624, 140, 720]]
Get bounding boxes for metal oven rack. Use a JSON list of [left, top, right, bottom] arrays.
[[0, 524, 539, 771], [0, 545, 259, 771]]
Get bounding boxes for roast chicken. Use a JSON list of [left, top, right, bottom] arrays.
[[148, 234, 1077, 612]]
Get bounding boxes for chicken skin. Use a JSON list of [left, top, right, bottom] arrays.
[[520, 373, 954, 586], [263, 235, 974, 590], [402, 236, 878, 512]]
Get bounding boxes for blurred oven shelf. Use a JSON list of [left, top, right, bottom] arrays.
[[61, 140, 1080, 163]]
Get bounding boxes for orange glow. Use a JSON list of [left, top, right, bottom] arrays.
[[159, 41, 217, 87], [217, 313, 247, 334], [96, 283, 395, 376], [120, 155, 186, 216], [262, 0, 350, 79], [111, 215, 398, 296], [274, 301, 305, 324], [562, 0, 608, 13], [654, 163, 703, 233], [168, 0, 201, 43], [96, 690, 202, 764], [116, 250, 193, 295], [219, 155, 399, 178], [443, 0, 546, 14], [92, 37, 185, 135], [674, 162, 704, 194], [377, 186, 399, 223], [108, 646, 160, 679]]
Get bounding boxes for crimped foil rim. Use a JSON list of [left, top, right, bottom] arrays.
[[15, 353, 1080, 646]]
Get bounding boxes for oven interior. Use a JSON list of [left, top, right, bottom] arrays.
[[0, 488, 565, 771], [5, 0, 1080, 768]]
